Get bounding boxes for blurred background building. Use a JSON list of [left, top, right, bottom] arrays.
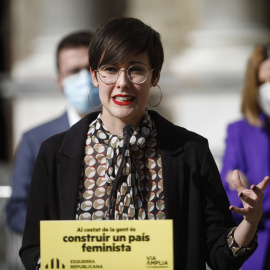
[[0, 0, 269, 269]]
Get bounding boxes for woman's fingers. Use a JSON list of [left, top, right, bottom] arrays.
[[229, 205, 251, 215], [232, 172, 269, 202], [238, 191, 258, 208], [230, 175, 269, 221], [231, 170, 245, 191], [244, 176, 269, 203], [230, 172, 269, 213], [229, 175, 269, 225], [256, 176, 269, 192], [250, 184, 264, 200]]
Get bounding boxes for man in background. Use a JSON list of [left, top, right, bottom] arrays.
[[5, 31, 100, 234]]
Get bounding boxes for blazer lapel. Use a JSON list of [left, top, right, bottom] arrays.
[[57, 112, 100, 220], [57, 154, 84, 220], [161, 149, 185, 219], [149, 110, 186, 220]]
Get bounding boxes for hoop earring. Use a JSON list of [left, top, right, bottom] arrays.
[[148, 84, 162, 107], [88, 85, 102, 109]]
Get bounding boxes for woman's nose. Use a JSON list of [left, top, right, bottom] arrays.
[[116, 69, 130, 87]]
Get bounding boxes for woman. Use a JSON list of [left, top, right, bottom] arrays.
[[20, 18, 268, 270], [221, 43, 270, 270]]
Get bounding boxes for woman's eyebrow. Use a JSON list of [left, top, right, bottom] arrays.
[[128, 60, 147, 66]]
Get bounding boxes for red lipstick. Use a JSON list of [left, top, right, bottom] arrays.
[[112, 95, 134, 106]]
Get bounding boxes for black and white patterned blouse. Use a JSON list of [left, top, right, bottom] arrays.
[[76, 111, 165, 220]]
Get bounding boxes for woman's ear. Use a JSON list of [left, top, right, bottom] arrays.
[[90, 67, 99, 87], [152, 72, 160, 87]]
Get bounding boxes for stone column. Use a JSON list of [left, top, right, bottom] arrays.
[[170, 0, 270, 86], [11, 0, 97, 79]]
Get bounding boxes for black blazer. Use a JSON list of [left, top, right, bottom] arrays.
[[20, 111, 254, 270]]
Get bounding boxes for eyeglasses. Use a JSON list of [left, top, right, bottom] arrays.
[[95, 65, 154, 84]]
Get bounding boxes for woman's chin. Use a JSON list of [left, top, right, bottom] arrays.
[[114, 108, 144, 123]]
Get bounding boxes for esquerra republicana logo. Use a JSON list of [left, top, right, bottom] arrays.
[[45, 258, 65, 269], [146, 256, 169, 268]]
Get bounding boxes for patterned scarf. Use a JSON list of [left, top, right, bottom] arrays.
[[87, 111, 159, 220]]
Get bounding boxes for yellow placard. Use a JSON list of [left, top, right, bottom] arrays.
[[41, 220, 173, 270]]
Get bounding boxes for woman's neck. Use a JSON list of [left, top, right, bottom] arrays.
[[100, 111, 144, 136]]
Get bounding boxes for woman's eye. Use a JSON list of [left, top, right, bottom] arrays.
[[104, 66, 118, 73], [130, 66, 145, 73]]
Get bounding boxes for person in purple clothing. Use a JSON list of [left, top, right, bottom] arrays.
[[5, 31, 100, 234], [221, 43, 270, 270]]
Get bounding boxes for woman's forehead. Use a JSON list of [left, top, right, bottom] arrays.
[[101, 51, 150, 66]]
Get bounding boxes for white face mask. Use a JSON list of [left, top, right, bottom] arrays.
[[258, 82, 270, 116], [63, 69, 100, 114]]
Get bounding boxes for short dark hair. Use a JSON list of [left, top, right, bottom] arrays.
[[88, 17, 164, 82], [56, 31, 93, 72]]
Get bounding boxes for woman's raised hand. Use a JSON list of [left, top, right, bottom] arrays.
[[229, 170, 269, 225]]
